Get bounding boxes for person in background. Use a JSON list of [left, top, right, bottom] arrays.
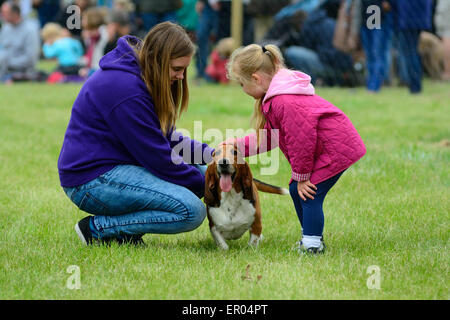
[[41, 22, 84, 75], [434, 0, 450, 81], [135, 0, 181, 32], [195, 0, 219, 82], [262, 9, 307, 52], [113, 0, 138, 36], [359, 0, 393, 93], [391, 0, 432, 94], [176, 0, 198, 41], [32, 0, 60, 27], [103, 9, 131, 54], [214, 0, 254, 45], [246, 0, 289, 43], [0, 1, 40, 83], [96, 0, 114, 8], [282, 2, 355, 86], [205, 37, 235, 84], [274, 0, 323, 21], [79, 6, 109, 77]]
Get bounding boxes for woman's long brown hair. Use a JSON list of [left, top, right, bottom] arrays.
[[132, 22, 195, 136]]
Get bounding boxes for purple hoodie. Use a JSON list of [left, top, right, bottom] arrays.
[[58, 36, 213, 195]]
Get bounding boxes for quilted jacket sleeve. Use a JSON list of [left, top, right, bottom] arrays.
[[278, 101, 319, 182], [228, 124, 279, 158]]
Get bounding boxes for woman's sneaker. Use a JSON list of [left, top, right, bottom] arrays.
[[75, 216, 145, 246], [75, 216, 95, 245]]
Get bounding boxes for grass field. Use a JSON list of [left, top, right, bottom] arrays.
[[0, 66, 449, 300]]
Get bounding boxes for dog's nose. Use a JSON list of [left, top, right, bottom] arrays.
[[218, 158, 230, 167]]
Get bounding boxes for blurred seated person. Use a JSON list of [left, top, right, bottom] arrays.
[[261, 9, 307, 49], [41, 23, 84, 75], [418, 31, 445, 81], [205, 37, 235, 84], [435, 0, 450, 81], [270, 3, 356, 86], [79, 7, 109, 77], [104, 10, 131, 54], [0, 1, 40, 83], [113, 0, 138, 36]]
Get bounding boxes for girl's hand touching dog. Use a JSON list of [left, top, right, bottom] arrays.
[[297, 180, 317, 201]]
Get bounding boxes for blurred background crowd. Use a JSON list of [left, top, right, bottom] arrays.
[[0, 0, 449, 93]]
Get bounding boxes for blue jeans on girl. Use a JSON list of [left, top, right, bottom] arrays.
[[63, 164, 207, 240], [289, 171, 344, 237]]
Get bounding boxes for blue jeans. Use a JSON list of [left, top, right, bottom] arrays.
[[360, 13, 393, 91], [195, 5, 218, 78], [396, 29, 422, 93], [393, 33, 409, 84], [284, 46, 326, 84], [63, 164, 207, 239], [289, 171, 344, 237]]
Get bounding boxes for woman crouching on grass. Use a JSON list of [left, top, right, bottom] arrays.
[[58, 22, 214, 246], [222, 44, 366, 254]]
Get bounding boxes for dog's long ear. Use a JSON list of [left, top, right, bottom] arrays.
[[238, 162, 254, 202], [204, 164, 220, 207]]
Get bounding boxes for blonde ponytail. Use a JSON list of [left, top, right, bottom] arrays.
[[227, 43, 285, 145]]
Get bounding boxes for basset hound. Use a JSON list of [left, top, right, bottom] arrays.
[[204, 143, 288, 250]]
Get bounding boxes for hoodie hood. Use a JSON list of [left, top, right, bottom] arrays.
[[99, 35, 142, 76], [263, 68, 315, 105]]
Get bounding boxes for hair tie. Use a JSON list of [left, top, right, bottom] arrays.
[[261, 45, 268, 53]]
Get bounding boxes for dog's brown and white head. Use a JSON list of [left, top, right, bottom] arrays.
[[204, 143, 254, 207]]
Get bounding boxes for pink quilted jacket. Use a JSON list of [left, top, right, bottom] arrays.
[[235, 69, 366, 185]]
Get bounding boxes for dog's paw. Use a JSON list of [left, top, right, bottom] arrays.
[[248, 233, 263, 247]]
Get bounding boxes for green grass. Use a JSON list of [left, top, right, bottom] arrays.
[[0, 68, 449, 299]]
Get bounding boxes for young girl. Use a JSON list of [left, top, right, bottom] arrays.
[[205, 37, 235, 84], [224, 44, 366, 254], [41, 23, 84, 75]]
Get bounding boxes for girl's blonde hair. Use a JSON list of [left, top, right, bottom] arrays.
[[227, 44, 285, 145], [131, 22, 195, 136], [41, 23, 63, 42]]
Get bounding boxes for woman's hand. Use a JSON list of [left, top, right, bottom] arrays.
[[297, 180, 317, 201]]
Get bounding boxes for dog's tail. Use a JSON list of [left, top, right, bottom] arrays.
[[253, 178, 289, 195]]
